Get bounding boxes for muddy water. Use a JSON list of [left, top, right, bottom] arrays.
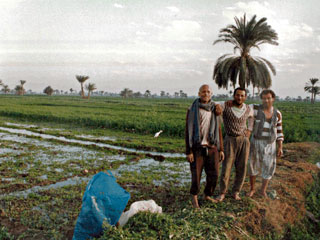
[[0, 157, 201, 198], [0, 126, 185, 158], [0, 131, 125, 165], [5, 122, 116, 141], [0, 126, 194, 199], [0, 176, 91, 198]]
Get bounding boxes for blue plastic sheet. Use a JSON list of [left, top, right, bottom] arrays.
[[73, 171, 130, 240]]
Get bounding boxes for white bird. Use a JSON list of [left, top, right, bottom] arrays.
[[316, 162, 320, 169], [154, 130, 163, 138]]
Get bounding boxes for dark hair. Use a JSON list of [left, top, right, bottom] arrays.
[[260, 89, 276, 99], [233, 87, 247, 96]]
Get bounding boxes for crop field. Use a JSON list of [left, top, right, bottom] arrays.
[[0, 95, 319, 143], [0, 95, 319, 239]]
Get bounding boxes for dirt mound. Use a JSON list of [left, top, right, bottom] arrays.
[[238, 142, 320, 238]]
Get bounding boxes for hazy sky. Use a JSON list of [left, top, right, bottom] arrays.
[[0, 0, 319, 97]]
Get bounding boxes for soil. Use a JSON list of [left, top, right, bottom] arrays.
[[1, 142, 319, 239], [231, 142, 320, 239]]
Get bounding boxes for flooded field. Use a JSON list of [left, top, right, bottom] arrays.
[[0, 120, 195, 239], [0, 96, 319, 239]]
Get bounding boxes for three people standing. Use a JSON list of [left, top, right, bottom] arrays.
[[186, 86, 283, 207]]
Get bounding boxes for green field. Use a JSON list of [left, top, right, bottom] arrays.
[[0, 95, 319, 145], [0, 95, 319, 239]]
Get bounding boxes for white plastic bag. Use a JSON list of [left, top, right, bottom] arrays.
[[118, 200, 162, 226]]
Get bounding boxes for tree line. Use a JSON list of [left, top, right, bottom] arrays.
[[0, 14, 319, 103]]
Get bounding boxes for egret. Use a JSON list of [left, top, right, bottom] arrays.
[[154, 130, 163, 138]]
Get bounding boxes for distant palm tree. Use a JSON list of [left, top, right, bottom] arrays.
[[120, 88, 133, 98], [304, 78, 319, 104], [14, 80, 27, 95], [15, 85, 25, 95], [0, 79, 3, 86], [85, 83, 97, 99], [20, 80, 26, 86], [76, 75, 89, 97], [43, 86, 54, 96], [133, 91, 142, 98], [213, 14, 278, 90], [144, 90, 151, 98], [2, 85, 10, 94], [70, 88, 74, 94]]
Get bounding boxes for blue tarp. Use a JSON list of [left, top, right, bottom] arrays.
[[73, 171, 130, 240]]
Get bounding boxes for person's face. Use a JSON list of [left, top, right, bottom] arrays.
[[233, 90, 247, 105], [261, 93, 275, 108], [198, 85, 212, 104]]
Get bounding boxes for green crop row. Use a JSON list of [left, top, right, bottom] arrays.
[[0, 95, 319, 143]]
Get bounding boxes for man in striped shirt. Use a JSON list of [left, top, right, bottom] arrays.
[[248, 89, 284, 198], [215, 87, 254, 201]]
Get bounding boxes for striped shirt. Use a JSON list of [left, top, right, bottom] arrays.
[[251, 104, 284, 141]]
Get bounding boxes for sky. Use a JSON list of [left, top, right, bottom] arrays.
[[0, 0, 319, 97]]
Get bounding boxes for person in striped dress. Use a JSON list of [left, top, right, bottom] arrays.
[[248, 89, 284, 198]]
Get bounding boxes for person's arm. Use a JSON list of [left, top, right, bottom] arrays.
[[218, 124, 224, 162], [276, 110, 284, 157], [185, 110, 194, 162], [246, 104, 254, 137]]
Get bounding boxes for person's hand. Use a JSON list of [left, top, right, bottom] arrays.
[[219, 151, 225, 162], [187, 153, 194, 163], [277, 148, 283, 158], [226, 100, 233, 107], [215, 104, 222, 116], [245, 130, 251, 138]]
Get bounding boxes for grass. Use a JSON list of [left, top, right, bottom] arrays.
[[0, 95, 319, 239], [0, 95, 319, 145], [284, 174, 320, 239]]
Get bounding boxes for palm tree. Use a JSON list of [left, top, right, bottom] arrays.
[[14, 80, 27, 95], [20, 80, 26, 86], [144, 90, 151, 98], [43, 86, 54, 96], [76, 75, 89, 97], [304, 78, 319, 104], [15, 85, 24, 95], [120, 88, 133, 98], [2, 85, 10, 94], [85, 83, 97, 99], [213, 14, 278, 90]]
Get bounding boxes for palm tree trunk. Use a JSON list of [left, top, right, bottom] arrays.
[[88, 91, 91, 99], [252, 86, 255, 99], [81, 83, 84, 97], [239, 57, 247, 88]]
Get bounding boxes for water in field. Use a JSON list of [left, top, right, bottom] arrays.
[[0, 126, 185, 158], [0, 176, 91, 198], [0, 124, 194, 199], [0, 131, 124, 165]]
